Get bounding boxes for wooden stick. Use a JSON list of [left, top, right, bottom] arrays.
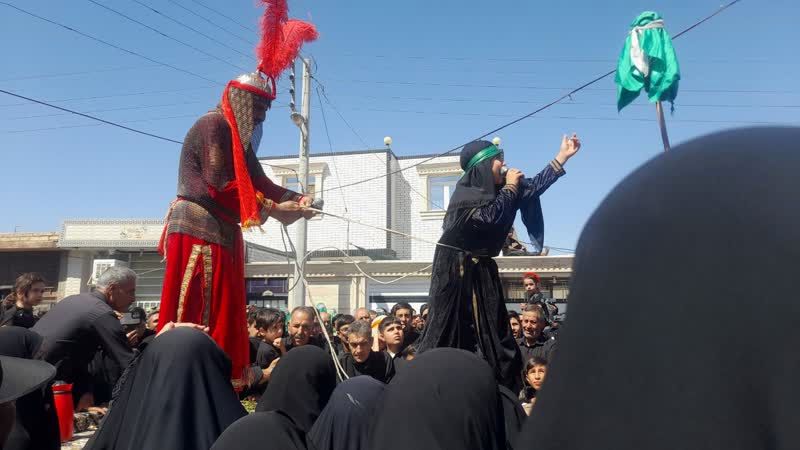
[[656, 101, 671, 152]]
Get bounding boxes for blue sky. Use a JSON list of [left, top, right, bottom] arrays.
[[1, 0, 798, 251]]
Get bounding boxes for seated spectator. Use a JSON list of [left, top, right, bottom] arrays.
[[33, 267, 137, 408], [338, 320, 394, 383], [370, 348, 507, 450], [0, 327, 59, 450], [379, 316, 405, 360], [519, 357, 548, 414], [332, 314, 354, 355], [85, 326, 244, 450], [353, 307, 371, 323], [146, 308, 159, 331], [518, 304, 556, 362], [255, 346, 337, 433], [390, 302, 418, 351], [1, 273, 46, 329], [308, 376, 387, 450], [508, 310, 522, 339], [211, 409, 306, 450]]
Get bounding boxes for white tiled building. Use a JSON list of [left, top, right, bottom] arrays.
[[248, 148, 462, 262], [245, 148, 572, 314], [0, 148, 573, 316]]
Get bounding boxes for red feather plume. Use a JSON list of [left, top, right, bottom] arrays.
[[257, 0, 319, 81]]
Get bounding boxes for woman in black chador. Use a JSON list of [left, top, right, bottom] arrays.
[[415, 135, 580, 390]]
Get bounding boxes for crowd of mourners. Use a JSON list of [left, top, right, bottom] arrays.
[[0, 128, 798, 450], [0, 265, 557, 450]]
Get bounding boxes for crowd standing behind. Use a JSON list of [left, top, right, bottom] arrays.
[[0, 265, 557, 450]]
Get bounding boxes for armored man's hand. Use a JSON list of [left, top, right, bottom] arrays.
[[270, 201, 304, 225], [299, 196, 317, 220]]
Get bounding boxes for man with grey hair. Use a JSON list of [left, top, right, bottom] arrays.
[[33, 266, 138, 409], [338, 319, 394, 383]]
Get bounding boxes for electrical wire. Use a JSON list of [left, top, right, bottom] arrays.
[[133, 0, 253, 58], [187, 0, 257, 33], [85, 0, 249, 72], [0, 89, 183, 143], [315, 0, 745, 194], [0, 2, 223, 84]]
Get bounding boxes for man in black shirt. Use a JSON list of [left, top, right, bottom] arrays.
[[33, 266, 137, 406], [339, 320, 394, 383], [517, 304, 556, 362], [279, 306, 317, 352], [391, 302, 418, 352]]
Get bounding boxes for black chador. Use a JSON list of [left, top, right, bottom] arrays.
[[415, 140, 565, 391]]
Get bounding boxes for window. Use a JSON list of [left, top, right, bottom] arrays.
[[428, 175, 459, 210], [284, 176, 316, 197]]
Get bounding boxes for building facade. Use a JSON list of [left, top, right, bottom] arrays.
[[0, 148, 573, 316]]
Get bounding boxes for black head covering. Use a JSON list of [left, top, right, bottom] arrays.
[[211, 412, 307, 450], [256, 345, 337, 432], [0, 327, 60, 450], [0, 326, 43, 359], [443, 140, 502, 230], [369, 347, 506, 450], [498, 385, 527, 449], [85, 328, 246, 450], [308, 376, 387, 450], [516, 127, 800, 450]]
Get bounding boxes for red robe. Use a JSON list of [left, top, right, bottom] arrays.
[[158, 111, 301, 386]]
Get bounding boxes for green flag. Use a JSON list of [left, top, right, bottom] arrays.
[[615, 11, 680, 112]]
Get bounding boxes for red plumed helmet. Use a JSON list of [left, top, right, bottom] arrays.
[[257, 0, 319, 82]]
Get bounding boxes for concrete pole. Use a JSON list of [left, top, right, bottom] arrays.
[[290, 58, 311, 310]]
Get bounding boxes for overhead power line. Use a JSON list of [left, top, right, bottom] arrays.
[[3, 100, 208, 121], [0, 2, 222, 84], [187, 0, 257, 33], [323, 78, 796, 95], [84, 0, 248, 72], [0, 89, 184, 143], [317, 0, 745, 194], [165, 0, 253, 45], [135, 0, 253, 53], [0, 86, 218, 109]]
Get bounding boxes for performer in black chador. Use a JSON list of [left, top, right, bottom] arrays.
[[415, 134, 581, 390]]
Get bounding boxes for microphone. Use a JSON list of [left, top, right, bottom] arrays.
[[310, 197, 324, 210], [500, 166, 509, 177]]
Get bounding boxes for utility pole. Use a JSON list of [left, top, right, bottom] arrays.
[[289, 58, 311, 310]]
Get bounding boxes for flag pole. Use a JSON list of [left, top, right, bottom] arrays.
[[655, 101, 671, 152]]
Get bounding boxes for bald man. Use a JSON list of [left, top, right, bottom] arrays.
[[353, 308, 371, 322]]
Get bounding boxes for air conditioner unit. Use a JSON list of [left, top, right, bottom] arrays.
[[90, 259, 129, 286]]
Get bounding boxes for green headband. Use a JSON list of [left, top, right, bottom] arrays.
[[464, 144, 502, 173]]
